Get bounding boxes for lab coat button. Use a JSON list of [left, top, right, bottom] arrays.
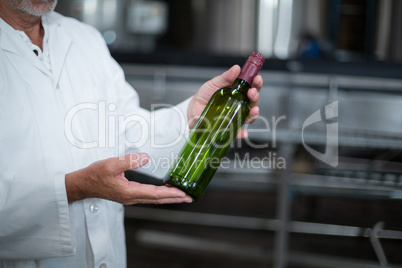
[[99, 263, 107, 268], [89, 203, 99, 213]]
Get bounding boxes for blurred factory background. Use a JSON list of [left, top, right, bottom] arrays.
[[57, 0, 402, 267]]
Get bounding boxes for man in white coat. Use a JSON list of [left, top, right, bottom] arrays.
[[0, 0, 263, 267]]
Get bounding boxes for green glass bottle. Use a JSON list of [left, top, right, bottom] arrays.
[[164, 52, 265, 201]]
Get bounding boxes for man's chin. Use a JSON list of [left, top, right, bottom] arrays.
[[7, 0, 58, 17]]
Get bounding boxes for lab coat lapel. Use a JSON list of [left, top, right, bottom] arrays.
[[46, 14, 72, 87], [0, 19, 51, 77]]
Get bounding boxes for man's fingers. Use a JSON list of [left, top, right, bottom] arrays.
[[248, 74, 263, 108], [252, 75, 263, 92], [247, 106, 260, 123], [126, 183, 193, 204], [131, 196, 193, 204], [236, 128, 248, 139], [247, 88, 260, 107]]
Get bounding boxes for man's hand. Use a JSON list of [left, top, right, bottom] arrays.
[[65, 153, 193, 204], [187, 65, 263, 138]]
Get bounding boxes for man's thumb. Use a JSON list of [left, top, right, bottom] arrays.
[[118, 153, 150, 171]]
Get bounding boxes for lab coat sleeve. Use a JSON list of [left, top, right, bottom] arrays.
[[96, 41, 191, 178], [113, 68, 191, 178], [120, 93, 191, 178]]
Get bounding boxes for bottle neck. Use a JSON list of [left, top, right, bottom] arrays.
[[233, 78, 252, 96]]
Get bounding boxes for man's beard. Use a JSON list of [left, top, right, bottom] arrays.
[[7, 0, 58, 17]]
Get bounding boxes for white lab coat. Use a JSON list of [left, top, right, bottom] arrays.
[[0, 12, 190, 267]]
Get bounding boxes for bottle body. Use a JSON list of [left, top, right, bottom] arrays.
[[164, 52, 265, 201], [164, 80, 251, 201]]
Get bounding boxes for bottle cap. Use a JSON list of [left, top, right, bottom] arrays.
[[238, 52, 265, 85]]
